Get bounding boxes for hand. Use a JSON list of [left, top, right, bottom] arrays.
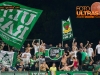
[[33, 39, 35, 42], [91, 43, 93, 44], [87, 41, 89, 43], [73, 38, 75, 41]]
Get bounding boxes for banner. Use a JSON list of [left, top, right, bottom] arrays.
[[45, 47, 64, 62], [30, 71, 46, 75], [48, 71, 93, 75], [1, 72, 14, 75], [15, 72, 28, 75], [0, 1, 43, 49], [1, 71, 93, 75], [0, 51, 17, 67], [62, 17, 73, 41]]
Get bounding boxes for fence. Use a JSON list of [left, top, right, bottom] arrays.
[[0, 71, 99, 75]]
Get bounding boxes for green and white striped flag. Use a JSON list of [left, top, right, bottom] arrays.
[[0, 51, 17, 67], [62, 17, 73, 41]]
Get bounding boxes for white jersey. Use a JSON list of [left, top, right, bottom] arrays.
[[22, 52, 31, 59], [70, 51, 77, 57], [96, 44, 100, 54], [87, 48, 93, 56], [33, 45, 39, 54]]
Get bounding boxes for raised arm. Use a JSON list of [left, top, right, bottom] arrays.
[[32, 39, 35, 47], [72, 38, 75, 46], [41, 40, 44, 45], [84, 41, 89, 48]]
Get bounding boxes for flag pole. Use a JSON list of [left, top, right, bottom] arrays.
[[38, 39, 40, 75]]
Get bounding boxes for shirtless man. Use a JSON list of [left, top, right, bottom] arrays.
[[59, 63, 73, 71], [61, 52, 71, 65], [40, 61, 49, 71]]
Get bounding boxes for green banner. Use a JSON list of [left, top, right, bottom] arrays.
[[30, 71, 46, 75], [45, 47, 64, 62], [0, 1, 43, 49], [62, 17, 73, 41], [48, 71, 93, 75], [1, 72, 14, 75], [14, 72, 28, 75], [1, 71, 93, 75]]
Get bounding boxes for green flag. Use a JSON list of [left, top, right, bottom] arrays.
[[0, 2, 43, 49], [62, 17, 73, 41], [0, 51, 17, 67]]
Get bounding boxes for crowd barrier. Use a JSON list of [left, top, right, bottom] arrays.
[[0, 71, 99, 75]]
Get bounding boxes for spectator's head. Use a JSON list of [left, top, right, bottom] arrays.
[[80, 43, 83, 47], [52, 63, 56, 67], [88, 44, 92, 48], [72, 57, 77, 61], [74, 42, 77, 46], [33, 56, 36, 60], [36, 42, 39, 46], [73, 57, 76, 59], [65, 44, 68, 47], [40, 55, 42, 58], [99, 40, 100, 44], [27, 43, 30, 47], [58, 43, 62, 47], [43, 61, 46, 64], [49, 44, 52, 47]]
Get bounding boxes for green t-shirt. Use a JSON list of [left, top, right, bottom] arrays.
[[30, 59, 37, 67], [83, 59, 90, 65], [81, 52, 88, 62], [35, 52, 43, 58]]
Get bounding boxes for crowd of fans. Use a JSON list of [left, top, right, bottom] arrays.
[[0, 39, 100, 75]]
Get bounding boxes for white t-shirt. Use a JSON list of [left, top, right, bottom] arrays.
[[96, 44, 100, 54], [34, 45, 39, 54], [87, 48, 93, 56], [70, 51, 77, 57], [22, 52, 31, 59]]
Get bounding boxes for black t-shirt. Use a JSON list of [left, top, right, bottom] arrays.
[[77, 51, 82, 65], [64, 46, 71, 53], [87, 64, 94, 71]]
